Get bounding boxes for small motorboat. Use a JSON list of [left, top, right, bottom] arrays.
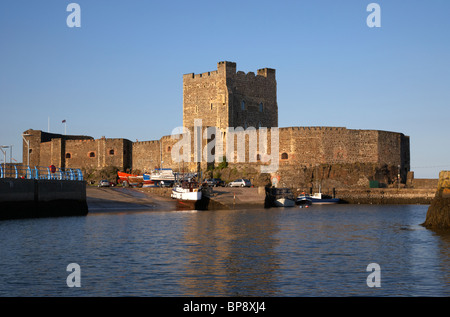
[[296, 192, 340, 205], [274, 197, 296, 207], [171, 181, 202, 201], [265, 187, 296, 208]]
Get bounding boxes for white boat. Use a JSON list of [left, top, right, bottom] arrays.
[[265, 187, 296, 208], [296, 192, 340, 205], [148, 168, 176, 181], [171, 182, 202, 201], [274, 197, 296, 207]]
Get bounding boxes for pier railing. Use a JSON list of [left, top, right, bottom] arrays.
[[0, 164, 83, 181]]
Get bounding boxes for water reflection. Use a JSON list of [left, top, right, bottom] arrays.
[[0, 204, 449, 296], [180, 210, 281, 296]]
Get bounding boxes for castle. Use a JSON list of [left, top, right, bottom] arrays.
[[22, 61, 410, 188]]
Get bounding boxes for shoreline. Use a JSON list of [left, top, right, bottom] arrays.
[[86, 186, 177, 212], [87, 186, 434, 212]]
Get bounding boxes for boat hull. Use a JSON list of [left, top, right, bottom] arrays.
[[274, 198, 296, 207], [296, 197, 340, 205], [171, 190, 202, 201], [118, 172, 145, 187]]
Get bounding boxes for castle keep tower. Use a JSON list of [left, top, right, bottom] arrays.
[[183, 61, 278, 131]]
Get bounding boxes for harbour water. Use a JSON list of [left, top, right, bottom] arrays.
[[0, 203, 449, 297]]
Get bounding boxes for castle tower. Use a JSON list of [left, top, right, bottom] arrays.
[[182, 61, 278, 131]]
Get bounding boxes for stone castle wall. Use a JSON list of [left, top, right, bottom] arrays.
[[183, 61, 277, 131], [23, 129, 132, 172], [22, 61, 411, 187], [22, 125, 409, 188]]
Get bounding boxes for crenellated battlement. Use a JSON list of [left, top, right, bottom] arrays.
[[280, 126, 347, 132], [133, 140, 159, 145], [23, 61, 410, 189], [183, 61, 278, 130], [183, 61, 275, 82]]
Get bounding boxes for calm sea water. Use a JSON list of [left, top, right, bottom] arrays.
[[0, 204, 449, 297]]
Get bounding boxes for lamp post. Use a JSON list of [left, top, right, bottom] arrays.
[[22, 133, 31, 166], [0, 145, 12, 178], [0, 146, 6, 178]]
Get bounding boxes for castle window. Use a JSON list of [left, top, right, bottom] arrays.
[[210, 103, 213, 110], [241, 100, 245, 110], [89, 152, 95, 158], [65, 153, 71, 159], [281, 152, 289, 160], [257, 154, 261, 161], [109, 149, 115, 155], [167, 146, 171, 152], [259, 103, 263, 112]]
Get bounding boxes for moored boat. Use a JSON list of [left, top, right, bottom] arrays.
[[150, 168, 176, 181], [296, 192, 340, 205], [171, 181, 202, 201], [274, 197, 296, 207], [118, 171, 144, 187], [265, 187, 296, 208], [143, 174, 157, 187]]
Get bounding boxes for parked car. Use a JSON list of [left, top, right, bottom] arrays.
[[203, 178, 216, 187], [204, 178, 225, 187], [98, 180, 110, 187], [213, 178, 225, 187], [228, 179, 252, 187]]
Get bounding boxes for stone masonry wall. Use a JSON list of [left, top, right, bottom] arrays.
[[22, 61, 410, 188], [183, 61, 277, 131], [423, 171, 450, 229], [183, 62, 228, 130], [64, 138, 131, 171], [229, 67, 278, 129]]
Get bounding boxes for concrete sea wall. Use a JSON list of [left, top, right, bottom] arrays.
[[136, 186, 434, 210], [331, 188, 435, 205], [0, 178, 88, 220]]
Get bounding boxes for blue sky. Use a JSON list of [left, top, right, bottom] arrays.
[[1, 0, 449, 178]]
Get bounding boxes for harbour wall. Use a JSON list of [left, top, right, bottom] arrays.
[[0, 178, 88, 220], [422, 171, 450, 229], [136, 186, 434, 210], [330, 188, 435, 205]]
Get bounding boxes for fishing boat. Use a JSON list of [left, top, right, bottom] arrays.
[[171, 181, 203, 210], [142, 174, 157, 187], [117, 171, 144, 187], [265, 187, 296, 208], [296, 192, 340, 205], [171, 181, 202, 201], [149, 168, 176, 181]]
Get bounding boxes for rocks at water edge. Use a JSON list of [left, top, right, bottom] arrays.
[[422, 171, 450, 229]]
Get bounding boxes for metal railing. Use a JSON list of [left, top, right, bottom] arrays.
[[0, 164, 83, 181]]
